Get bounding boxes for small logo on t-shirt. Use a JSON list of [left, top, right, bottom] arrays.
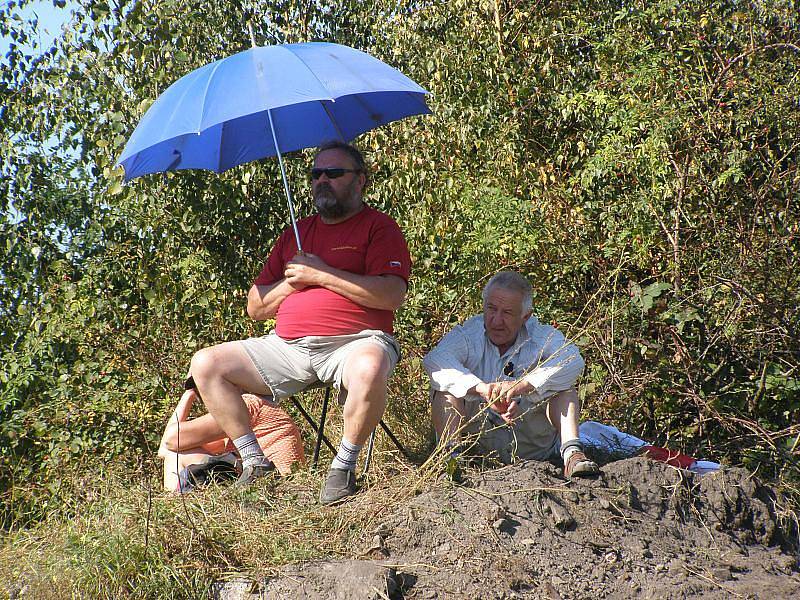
[[389, 261, 402, 268], [331, 245, 358, 251]]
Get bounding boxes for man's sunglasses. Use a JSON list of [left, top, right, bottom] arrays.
[[310, 167, 360, 180]]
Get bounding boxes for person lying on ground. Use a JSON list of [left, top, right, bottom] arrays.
[[158, 379, 305, 492], [423, 271, 599, 478], [187, 141, 411, 504]]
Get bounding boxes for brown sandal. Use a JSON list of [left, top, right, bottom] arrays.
[[564, 451, 600, 478]]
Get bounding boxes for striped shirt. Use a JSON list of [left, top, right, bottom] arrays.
[[423, 315, 585, 408]]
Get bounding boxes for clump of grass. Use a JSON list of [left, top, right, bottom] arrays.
[[0, 437, 451, 599], [0, 383, 454, 599], [1, 465, 218, 598]]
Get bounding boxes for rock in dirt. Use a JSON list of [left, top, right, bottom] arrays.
[[215, 560, 397, 600], [265, 559, 396, 599]]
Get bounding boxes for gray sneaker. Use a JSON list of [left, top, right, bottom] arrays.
[[235, 460, 275, 487], [319, 468, 357, 505]]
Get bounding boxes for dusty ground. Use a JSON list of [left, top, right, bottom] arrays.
[[218, 457, 799, 599]]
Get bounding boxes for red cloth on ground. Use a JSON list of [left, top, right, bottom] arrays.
[[254, 206, 411, 338], [641, 445, 697, 469]]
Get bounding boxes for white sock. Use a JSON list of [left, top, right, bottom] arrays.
[[561, 438, 583, 463], [330, 438, 362, 472], [233, 432, 266, 467]]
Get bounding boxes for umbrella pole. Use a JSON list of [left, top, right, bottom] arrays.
[[248, 25, 303, 253], [267, 109, 304, 253], [247, 22, 304, 251]]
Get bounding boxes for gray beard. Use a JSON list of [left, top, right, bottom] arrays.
[[314, 193, 348, 219], [314, 181, 352, 219]]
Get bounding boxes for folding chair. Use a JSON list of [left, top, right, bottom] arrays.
[[290, 386, 411, 472]]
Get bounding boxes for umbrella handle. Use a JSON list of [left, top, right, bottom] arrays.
[[267, 109, 304, 254]]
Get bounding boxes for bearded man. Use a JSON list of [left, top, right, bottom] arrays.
[[189, 141, 410, 504]]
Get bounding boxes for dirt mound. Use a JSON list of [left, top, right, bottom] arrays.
[[219, 458, 799, 599]]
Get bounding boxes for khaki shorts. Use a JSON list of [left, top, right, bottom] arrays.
[[240, 329, 400, 402], [460, 394, 560, 463]]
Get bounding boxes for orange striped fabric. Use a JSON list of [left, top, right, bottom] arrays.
[[202, 394, 305, 475]]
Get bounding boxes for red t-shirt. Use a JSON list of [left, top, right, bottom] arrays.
[[254, 205, 411, 339]]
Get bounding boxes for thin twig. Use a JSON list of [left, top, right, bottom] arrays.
[[683, 564, 745, 598]]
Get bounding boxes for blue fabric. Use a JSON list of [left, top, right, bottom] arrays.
[[118, 42, 430, 180]]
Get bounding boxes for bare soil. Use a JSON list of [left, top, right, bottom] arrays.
[[218, 457, 800, 599]]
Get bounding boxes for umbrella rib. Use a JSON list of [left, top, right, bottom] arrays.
[[120, 66, 210, 162], [403, 90, 432, 114], [217, 120, 226, 173], [197, 60, 227, 132], [281, 45, 337, 100], [319, 101, 346, 141]]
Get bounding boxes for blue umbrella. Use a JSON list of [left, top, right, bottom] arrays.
[[117, 42, 430, 251]]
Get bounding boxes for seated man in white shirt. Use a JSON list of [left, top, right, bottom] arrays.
[[423, 271, 599, 477]]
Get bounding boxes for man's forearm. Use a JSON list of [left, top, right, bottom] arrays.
[[284, 253, 406, 310], [471, 379, 535, 401], [247, 281, 295, 320], [315, 269, 406, 310], [424, 333, 483, 399]]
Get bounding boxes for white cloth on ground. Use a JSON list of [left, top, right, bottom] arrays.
[[578, 421, 721, 475]]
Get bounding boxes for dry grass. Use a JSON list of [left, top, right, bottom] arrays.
[[0, 429, 449, 600], [0, 375, 444, 599], [4, 332, 798, 598]]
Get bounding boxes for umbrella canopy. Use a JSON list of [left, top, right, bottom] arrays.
[[118, 42, 431, 180]]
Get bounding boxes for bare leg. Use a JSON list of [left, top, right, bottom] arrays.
[[159, 389, 229, 453], [158, 389, 197, 458], [546, 387, 581, 442], [547, 388, 598, 476], [340, 344, 392, 446], [431, 391, 467, 443], [159, 388, 232, 491], [190, 341, 270, 441], [319, 344, 392, 504]]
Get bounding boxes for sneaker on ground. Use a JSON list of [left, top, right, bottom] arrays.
[[184, 452, 240, 488], [564, 451, 600, 478], [235, 460, 275, 487], [319, 467, 357, 505]]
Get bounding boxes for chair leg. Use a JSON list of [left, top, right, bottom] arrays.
[[363, 420, 410, 473], [363, 428, 377, 474], [379, 419, 411, 460], [312, 387, 331, 468], [290, 387, 409, 473], [291, 392, 336, 466]]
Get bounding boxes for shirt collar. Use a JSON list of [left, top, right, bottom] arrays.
[[503, 321, 531, 359]]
